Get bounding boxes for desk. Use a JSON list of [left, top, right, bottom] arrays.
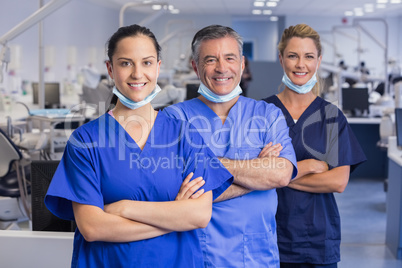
[[386, 136, 402, 259], [346, 116, 388, 179], [28, 113, 85, 154], [0, 230, 73, 267]]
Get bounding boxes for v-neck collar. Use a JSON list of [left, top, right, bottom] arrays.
[[107, 111, 160, 155], [193, 96, 242, 128], [271, 95, 322, 132]]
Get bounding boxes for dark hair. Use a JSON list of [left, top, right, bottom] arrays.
[[106, 24, 161, 109], [191, 25, 243, 64], [106, 24, 161, 62]]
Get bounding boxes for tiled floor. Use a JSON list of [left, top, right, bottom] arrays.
[[336, 177, 402, 268]]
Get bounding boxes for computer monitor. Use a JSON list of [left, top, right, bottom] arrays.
[[185, 82, 200, 100], [32, 82, 61, 108], [31, 160, 76, 232], [342, 87, 369, 117], [395, 108, 402, 149]]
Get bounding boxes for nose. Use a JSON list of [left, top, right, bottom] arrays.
[[295, 58, 305, 69], [215, 60, 228, 73], [130, 66, 143, 79]]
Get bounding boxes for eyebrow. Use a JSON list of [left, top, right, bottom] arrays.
[[203, 53, 238, 60], [116, 55, 156, 61]]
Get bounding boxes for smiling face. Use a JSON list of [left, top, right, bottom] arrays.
[[279, 37, 321, 87], [192, 36, 244, 96], [106, 35, 161, 103]]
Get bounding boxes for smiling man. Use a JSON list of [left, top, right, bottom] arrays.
[[163, 25, 298, 267]]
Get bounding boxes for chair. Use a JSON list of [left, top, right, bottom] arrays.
[[0, 128, 31, 230]]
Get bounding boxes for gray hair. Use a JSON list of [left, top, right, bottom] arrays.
[[191, 25, 243, 64]]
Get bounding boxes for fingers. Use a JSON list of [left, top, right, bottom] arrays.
[[259, 142, 282, 158], [175, 174, 205, 200]]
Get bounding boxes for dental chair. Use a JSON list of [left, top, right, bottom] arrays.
[[0, 128, 31, 230]]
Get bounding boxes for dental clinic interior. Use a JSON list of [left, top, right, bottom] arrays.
[[1, 0, 402, 267]]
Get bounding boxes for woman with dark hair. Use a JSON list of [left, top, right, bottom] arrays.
[[45, 24, 232, 268]]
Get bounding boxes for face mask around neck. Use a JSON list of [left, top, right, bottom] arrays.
[[282, 71, 318, 94], [113, 85, 161, 110], [197, 82, 242, 103]]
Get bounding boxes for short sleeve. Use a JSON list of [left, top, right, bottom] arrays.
[[45, 131, 103, 221], [181, 123, 233, 200]]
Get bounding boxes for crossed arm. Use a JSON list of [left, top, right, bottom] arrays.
[[215, 142, 294, 202], [288, 159, 350, 193], [73, 173, 211, 243]]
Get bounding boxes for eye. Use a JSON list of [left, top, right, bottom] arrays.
[[288, 54, 297, 59], [120, 61, 132, 67], [144, 61, 152, 66]]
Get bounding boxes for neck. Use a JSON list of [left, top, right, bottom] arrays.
[[113, 101, 156, 122], [198, 95, 239, 118], [279, 87, 316, 107]]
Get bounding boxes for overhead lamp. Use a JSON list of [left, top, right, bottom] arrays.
[[391, 0, 401, 3], [152, 5, 162, 10], [170, 9, 180, 14], [376, 3, 387, 8], [270, 16, 279, 21], [252, 9, 262, 15], [267, 2, 277, 7], [344, 11, 354, 16], [377, 0, 388, 3], [263, 9, 273, 15], [254, 2, 265, 7]]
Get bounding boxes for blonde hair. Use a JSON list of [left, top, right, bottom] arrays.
[[278, 24, 322, 96]]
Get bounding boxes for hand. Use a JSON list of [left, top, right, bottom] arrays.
[[104, 200, 127, 217], [175, 172, 205, 200], [308, 159, 329, 174], [258, 142, 283, 158]]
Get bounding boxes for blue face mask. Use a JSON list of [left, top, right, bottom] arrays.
[[282, 71, 317, 94], [112, 85, 161, 110], [197, 82, 242, 103]]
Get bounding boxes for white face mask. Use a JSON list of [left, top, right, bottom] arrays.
[[282, 71, 317, 94], [113, 85, 161, 110], [197, 82, 242, 103]]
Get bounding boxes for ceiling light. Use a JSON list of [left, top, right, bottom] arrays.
[[344, 11, 354, 16], [266, 2, 277, 7], [168, 5, 174, 10], [354, 7, 363, 12], [170, 9, 180, 14], [270, 0, 280, 2], [152, 5, 162, 10], [391, 0, 401, 3], [254, 2, 265, 7], [377, 0, 388, 3], [270, 16, 279, 21], [263, 9, 273, 15], [376, 3, 387, 7], [252, 10, 262, 15]]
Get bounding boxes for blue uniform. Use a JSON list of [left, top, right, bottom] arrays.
[[264, 95, 366, 264], [163, 96, 297, 267], [45, 112, 233, 268]]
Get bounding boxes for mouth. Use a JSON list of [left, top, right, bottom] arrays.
[[214, 77, 231, 82], [128, 82, 146, 88], [294, 72, 307, 76]]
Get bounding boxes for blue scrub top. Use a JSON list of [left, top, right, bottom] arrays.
[[45, 112, 233, 268], [163, 96, 297, 267], [264, 95, 366, 264]]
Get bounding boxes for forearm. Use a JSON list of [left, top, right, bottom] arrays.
[[73, 202, 170, 243], [214, 183, 252, 202], [288, 166, 350, 193], [220, 157, 293, 190], [110, 192, 213, 232]]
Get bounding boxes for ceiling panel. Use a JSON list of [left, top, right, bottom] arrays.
[[88, 0, 402, 18]]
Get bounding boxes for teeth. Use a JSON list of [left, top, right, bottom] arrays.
[[295, 73, 306, 75], [129, 83, 145, 87], [216, 78, 229, 82]]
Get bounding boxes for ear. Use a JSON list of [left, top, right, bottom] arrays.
[[157, 60, 161, 77], [106, 60, 114, 80], [191, 60, 200, 77], [278, 54, 284, 68], [241, 56, 245, 72], [317, 55, 322, 69]]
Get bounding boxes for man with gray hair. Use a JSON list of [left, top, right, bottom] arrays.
[[163, 24, 297, 267]]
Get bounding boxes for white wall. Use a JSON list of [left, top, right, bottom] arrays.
[[0, 1, 401, 98]]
